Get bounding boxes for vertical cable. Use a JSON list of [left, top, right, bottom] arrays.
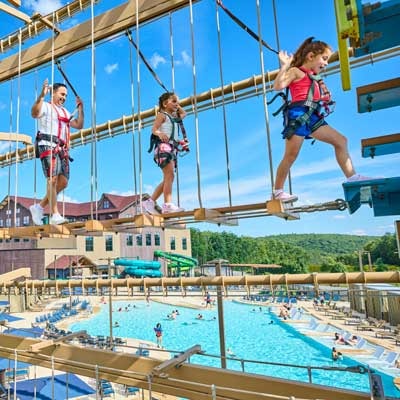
[[169, 12, 181, 206], [135, 0, 143, 207], [255, 0, 275, 192], [13, 350, 17, 400], [128, 40, 138, 197], [188, 0, 203, 208], [90, 0, 98, 219], [49, 13, 56, 219], [33, 70, 39, 201], [13, 29, 23, 228], [7, 79, 13, 224], [215, 2, 232, 207]]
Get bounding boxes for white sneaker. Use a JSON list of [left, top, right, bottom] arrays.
[[346, 174, 376, 182], [50, 213, 67, 225], [273, 191, 298, 203], [142, 198, 157, 214], [30, 204, 44, 226], [161, 203, 184, 214]]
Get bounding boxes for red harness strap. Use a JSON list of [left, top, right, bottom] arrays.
[[39, 103, 70, 160]]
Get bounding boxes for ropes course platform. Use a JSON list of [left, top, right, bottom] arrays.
[[357, 77, 400, 113], [343, 177, 400, 216], [0, 200, 347, 239], [361, 133, 400, 158], [0, 132, 32, 144]]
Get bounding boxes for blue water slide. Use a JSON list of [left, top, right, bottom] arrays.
[[115, 258, 161, 269], [123, 267, 162, 278]]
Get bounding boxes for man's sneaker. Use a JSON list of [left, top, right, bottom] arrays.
[[29, 204, 44, 226], [50, 213, 67, 225], [161, 203, 184, 214], [346, 174, 375, 182], [142, 198, 157, 214], [273, 191, 298, 203]]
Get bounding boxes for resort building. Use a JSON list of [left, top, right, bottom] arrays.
[[0, 194, 192, 279]]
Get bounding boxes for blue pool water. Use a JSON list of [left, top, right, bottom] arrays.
[[70, 300, 399, 397]]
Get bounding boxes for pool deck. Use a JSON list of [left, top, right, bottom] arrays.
[[3, 294, 400, 398]]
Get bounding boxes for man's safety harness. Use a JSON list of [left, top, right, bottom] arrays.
[[148, 112, 190, 169], [268, 68, 335, 140], [34, 103, 73, 162]]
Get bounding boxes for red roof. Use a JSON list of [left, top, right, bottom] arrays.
[[46, 255, 95, 270], [1, 193, 142, 217]]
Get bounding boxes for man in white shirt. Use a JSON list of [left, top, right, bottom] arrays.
[[30, 79, 84, 225]]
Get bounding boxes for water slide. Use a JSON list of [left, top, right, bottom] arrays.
[[153, 250, 198, 272], [114, 259, 162, 278]]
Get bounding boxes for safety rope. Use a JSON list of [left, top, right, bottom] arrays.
[[6, 79, 13, 223], [256, 0, 275, 194], [216, 0, 279, 55], [189, 0, 203, 208], [215, 1, 233, 207], [90, 0, 98, 220]]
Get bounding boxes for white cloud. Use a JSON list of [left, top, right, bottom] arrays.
[[25, 0, 63, 15], [0, 102, 6, 111], [150, 53, 166, 69], [104, 63, 119, 75], [58, 194, 79, 203], [176, 50, 191, 66]]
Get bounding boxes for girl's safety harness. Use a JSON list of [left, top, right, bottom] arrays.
[[34, 103, 72, 162], [148, 112, 189, 169], [269, 67, 335, 140]]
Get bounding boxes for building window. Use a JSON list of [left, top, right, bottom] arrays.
[[16, 208, 20, 214], [15, 217, 20, 227], [126, 234, 133, 246], [136, 235, 142, 246], [85, 236, 94, 252], [170, 236, 176, 251], [6, 218, 11, 227], [0, 219, 3, 227], [146, 233, 151, 246], [182, 237, 187, 250], [6, 209, 11, 215], [103, 199, 110, 209], [13, 238, 20, 243], [154, 233, 160, 246], [105, 235, 113, 251], [23, 216, 29, 226], [23, 238, 30, 242]]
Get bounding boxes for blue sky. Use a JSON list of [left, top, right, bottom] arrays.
[[0, 0, 398, 237]]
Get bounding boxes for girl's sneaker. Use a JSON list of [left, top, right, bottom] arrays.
[[346, 174, 375, 182], [161, 203, 184, 214], [142, 198, 157, 214], [272, 191, 298, 203]]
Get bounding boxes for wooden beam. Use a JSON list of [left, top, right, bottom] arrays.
[[193, 208, 238, 226], [0, 267, 31, 282], [267, 200, 300, 220], [0, 0, 198, 83], [6, 0, 20, 6], [361, 133, 400, 158], [8, 224, 70, 238], [0, 334, 371, 400], [0, 1, 31, 23], [0, 132, 32, 144], [65, 219, 104, 236]]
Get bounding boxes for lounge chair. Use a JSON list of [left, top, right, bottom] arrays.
[[357, 345, 385, 360], [368, 351, 399, 369]]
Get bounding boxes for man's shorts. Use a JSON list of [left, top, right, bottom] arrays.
[[285, 106, 328, 139], [154, 142, 177, 169], [38, 145, 70, 180]]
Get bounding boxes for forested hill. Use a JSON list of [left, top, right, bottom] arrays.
[[266, 234, 378, 258], [190, 229, 394, 271]]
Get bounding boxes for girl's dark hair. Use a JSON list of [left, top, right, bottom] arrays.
[[52, 83, 67, 92], [158, 92, 175, 110], [291, 37, 331, 67]]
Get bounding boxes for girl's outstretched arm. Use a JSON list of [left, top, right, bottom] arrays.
[[273, 51, 299, 90]]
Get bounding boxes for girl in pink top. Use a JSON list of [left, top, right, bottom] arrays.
[[272, 37, 371, 202]]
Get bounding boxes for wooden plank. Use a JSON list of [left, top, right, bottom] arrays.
[[361, 133, 400, 158], [193, 208, 238, 226], [65, 219, 104, 236], [0, 132, 32, 144], [0, 0, 198, 83], [8, 224, 70, 238], [6, 0, 21, 7], [357, 77, 400, 113], [101, 214, 162, 231], [0, 2, 31, 23], [267, 200, 300, 220]]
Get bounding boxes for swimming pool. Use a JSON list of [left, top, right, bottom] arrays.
[[70, 300, 399, 397]]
